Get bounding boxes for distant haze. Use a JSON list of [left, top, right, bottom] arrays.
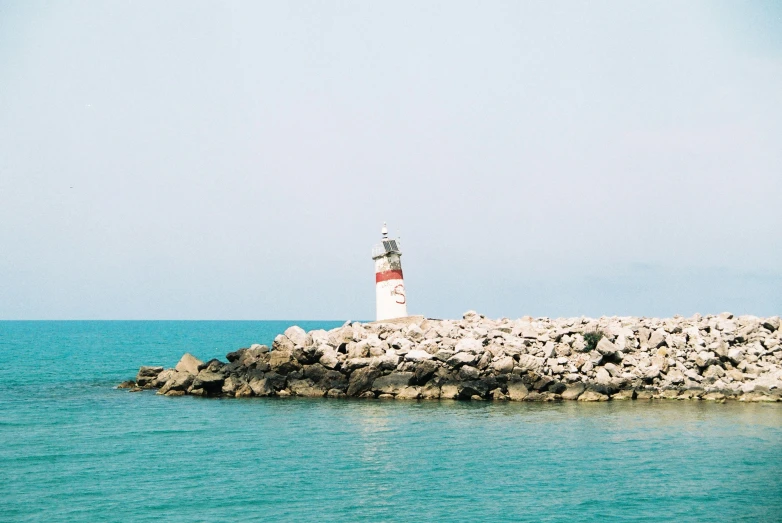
[[1, 1, 780, 320]]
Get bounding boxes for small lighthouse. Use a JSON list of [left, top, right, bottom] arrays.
[[372, 223, 408, 321]]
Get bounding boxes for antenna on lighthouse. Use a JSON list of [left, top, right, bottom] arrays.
[[372, 222, 407, 321]]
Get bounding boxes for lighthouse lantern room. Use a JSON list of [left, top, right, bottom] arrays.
[[372, 223, 408, 321]]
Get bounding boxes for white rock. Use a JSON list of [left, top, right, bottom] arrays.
[[174, 353, 203, 375], [284, 325, 310, 347], [405, 349, 434, 362], [491, 356, 515, 374], [455, 338, 484, 354]]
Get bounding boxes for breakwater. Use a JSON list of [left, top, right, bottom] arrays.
[[122, 311, 782, 402]]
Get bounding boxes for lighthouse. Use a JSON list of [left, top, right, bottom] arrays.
[[372, 223, 408, 321]]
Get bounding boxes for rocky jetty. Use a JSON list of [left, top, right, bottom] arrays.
[[121, 312, 782, 402]]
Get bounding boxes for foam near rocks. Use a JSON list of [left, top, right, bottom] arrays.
[[124, 311, 782, 402]]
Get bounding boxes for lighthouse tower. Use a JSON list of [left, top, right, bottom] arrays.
[[372, 223, 408, 321]]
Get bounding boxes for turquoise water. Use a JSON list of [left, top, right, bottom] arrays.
[[1, 321, 781, 522]]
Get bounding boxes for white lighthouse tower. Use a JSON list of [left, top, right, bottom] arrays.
[[372, 223, 408, 321]]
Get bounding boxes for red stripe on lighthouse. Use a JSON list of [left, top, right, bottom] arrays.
[[376, 269, 404, 283]]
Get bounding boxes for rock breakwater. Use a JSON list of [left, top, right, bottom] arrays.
[[121, 312, 782, 402]]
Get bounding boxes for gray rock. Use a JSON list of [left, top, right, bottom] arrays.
[[372, 372, 414, 394], [506, 379, 529, 401], [578, 390, 609, 402], [158, 371, 193, 395], [288, 379, 325, 397], [413, 360, 439, 384], [136, 366, 164, 387], [458, 365, 480, 380], [561, 383, 585, 400], [192, 370, 224, 393]]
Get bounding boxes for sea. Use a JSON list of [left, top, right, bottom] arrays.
[[1, 321, 781, 522]]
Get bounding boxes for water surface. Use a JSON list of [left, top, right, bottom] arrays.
[[1, 321, 780, 522]]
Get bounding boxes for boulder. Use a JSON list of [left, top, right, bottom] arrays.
[[612, 389, 636, 400], [249, 377, 275, 396], [561, 383, 585, 400], [455, 338, 483, 353], [175, 353, 203, 375], [157, 371, 194, 395], [396, 386, 421, 400], [458, 380, 489, 399], [413, 360, 438, 384], [595, 367, 612, 384], [346, 367, 381, 397], [578, 390, 609, 402], [318, 349, 340, 369], [440, 384, 459, 399], [458, 365, 480, 380], [288, 379, 325, 397], [319, 370, 349, 391], [192, 370, 225, 393], [284, 326, 310, 347], [269, 350, 301, 375], [136, 366, 164, 387], [372, 372, 414, 394], [596, 338, 619, 356], [506, 379, 529, 401], [405, 349, 434, 362], [447, 352, 478, 367], [491, 356, 514, 374], [517, 354, 544, 372]]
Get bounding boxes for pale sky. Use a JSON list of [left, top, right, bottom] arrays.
[[1, 1, 780, 320]]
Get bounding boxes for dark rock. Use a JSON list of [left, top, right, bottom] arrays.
[[545, 381, 567, 394], [157, 371, 193, 395], [293, 346, 319, 365], [269, 350, 302, 375], [226, 349, 247, 362], [347, 367, 381, 397], [192, 370, 225, 394], [198, 359, 224, 373], [319, 370, 348, 391], [249, 378, 274, 396], [372, 372, 414, 394], [587, 383, 619, 396], [264, 372, 286, 391], [287, 370, 305, 380], [288, 379, 326, 397], [117, 380, 136, 389], [413, 360, 438, 385], [458, 365, 480, 380], [458, 380, 489, 399], [532, 376, 554, 392], [221, 360, 245, 376], [240, 347, 270, 367], [136, 366, 164, 387], [303, 363, 328, 383]]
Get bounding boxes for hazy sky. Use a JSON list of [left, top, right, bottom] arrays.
[[1, 1, 780, 320]]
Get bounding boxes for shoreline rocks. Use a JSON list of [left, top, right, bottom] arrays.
[[122, 312, 782, 403]]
